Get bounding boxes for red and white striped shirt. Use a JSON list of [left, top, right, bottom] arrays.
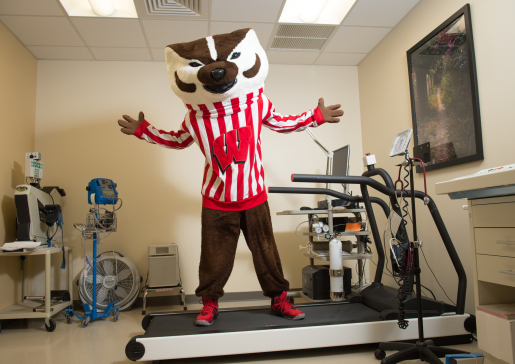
[[134, 88, 325, 211]]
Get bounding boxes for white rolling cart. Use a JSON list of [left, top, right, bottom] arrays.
[[0, 246, 74, 332]]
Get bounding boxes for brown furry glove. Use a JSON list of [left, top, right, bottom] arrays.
[[318, 98, 343, 123], [118, 111, 144, 135]]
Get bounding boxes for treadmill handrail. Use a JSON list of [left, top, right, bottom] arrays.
[[271, 173, 466, 315]]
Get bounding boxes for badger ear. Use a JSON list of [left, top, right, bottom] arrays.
[[165, 47, 175, 65]]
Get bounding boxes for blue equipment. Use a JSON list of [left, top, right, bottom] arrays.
[[87, 178, 118, 205], [65, 178, 121, 327]]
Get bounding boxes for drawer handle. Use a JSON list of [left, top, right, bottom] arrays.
[[499, 270, 515, 275], [496, 240, 515, 245]]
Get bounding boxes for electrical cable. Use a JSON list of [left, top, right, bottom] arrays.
[[420, 247, 456, 306], [420, 284, 436, 300], [295, 221, 309, 237]]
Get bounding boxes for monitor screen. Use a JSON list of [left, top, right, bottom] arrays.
[[331, 145, 350, 194]]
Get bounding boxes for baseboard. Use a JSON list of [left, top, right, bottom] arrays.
[[70, 288, 302, 312]]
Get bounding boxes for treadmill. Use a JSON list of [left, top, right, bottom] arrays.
[[125, 166, 474, 363]]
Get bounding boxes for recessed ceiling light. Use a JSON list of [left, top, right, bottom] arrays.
[[279, 0, 357, 25], [59, 0, 138, 18]]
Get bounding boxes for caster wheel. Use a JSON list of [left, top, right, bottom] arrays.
[[113, 314, 118, 322], [81, 320, 89, 328], [374, 349, 386, 360], [66, 315, 73, 324], [183, 307, 187, 311], [45, 319, 56, 332], [287, 296, 294, 304]]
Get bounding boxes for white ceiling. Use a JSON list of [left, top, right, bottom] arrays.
[[0, 0, 420, 65]]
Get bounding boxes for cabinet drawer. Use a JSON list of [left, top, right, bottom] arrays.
[[477, 254, 515, 288], [477, 310, 515, 364], [476, 228, 515, 258], [472, 202, 515, 227]]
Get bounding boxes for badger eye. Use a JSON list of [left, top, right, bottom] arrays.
[[230, 52, 241, 60], [189, 62, 202, 67]]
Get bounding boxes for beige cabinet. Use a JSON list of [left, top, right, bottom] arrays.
[[469, 196, 515, 364], [436, 170, 515, 364]]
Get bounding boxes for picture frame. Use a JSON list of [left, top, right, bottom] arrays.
[[407, 4, 483, 172]]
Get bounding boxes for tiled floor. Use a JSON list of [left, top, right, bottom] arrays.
[[0, 299, 478, 364]]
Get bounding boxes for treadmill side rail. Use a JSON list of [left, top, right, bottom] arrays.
[[130, 314, 470, 361]]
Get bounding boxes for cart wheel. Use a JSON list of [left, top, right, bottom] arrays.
[[81, 319, 89, 328], [45, 319, 56, 332], [113, 314, 118, 322], [374, 349, 386, 360], [66, 315, 73, 324]]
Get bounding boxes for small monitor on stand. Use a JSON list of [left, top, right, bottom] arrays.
[[317, 144, 351, 209], [331, 145, 350, 195]]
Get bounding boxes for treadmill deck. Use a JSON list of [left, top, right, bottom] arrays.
[[144, 302, 383, 337]]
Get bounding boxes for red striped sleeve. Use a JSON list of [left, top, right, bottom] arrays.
[[134, 119, 194, 149]]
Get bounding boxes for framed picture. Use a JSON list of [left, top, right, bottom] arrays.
[[407, 4, 483, 172]]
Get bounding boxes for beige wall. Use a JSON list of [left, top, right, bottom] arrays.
[[0, 22, 37, 310], [358, 0, 515, 313], [34, 61, 363, 298]]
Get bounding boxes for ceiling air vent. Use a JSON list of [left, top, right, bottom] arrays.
[[271, 24, 336, 51], [145, 0, 200, 16]]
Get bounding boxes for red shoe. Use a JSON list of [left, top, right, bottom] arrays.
[[270, 291, 305, 320], [195, 297, 219, 326]]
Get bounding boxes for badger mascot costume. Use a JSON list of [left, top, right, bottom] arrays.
[[118, 28, 343, 326]]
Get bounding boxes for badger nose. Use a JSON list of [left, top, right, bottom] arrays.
[[211, 68, 225, 81]]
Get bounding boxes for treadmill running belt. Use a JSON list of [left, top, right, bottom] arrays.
[[145, 303, 384, 337]]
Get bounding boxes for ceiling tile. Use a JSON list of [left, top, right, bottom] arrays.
[[211, 0, 282, 22], [0, 16, 84, 46], [343, 0, 420, 27], [324, 26, 391, 53], [266, 51, 319, 65], [210, 22, 274, 46], [151, 48, 165, 61], [315, 52, 367, 66], [0, 0, 65, 16], [27, 46, 93, 60], [90, 47, 152, 61], [71, 18, 147, 47], [141, 19, 208, 48]]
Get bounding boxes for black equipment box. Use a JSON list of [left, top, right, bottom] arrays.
[[317, 199, 348, 209], [302, 265, 352, 300]]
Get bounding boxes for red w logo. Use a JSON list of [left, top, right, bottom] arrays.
[[212, 126, 252, 174]]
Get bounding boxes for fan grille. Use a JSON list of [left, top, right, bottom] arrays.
[[83, 256, 136, 309], [271, 24, 336, 51]]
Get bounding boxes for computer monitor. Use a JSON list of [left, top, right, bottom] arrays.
[[330, 145, 350, 194]]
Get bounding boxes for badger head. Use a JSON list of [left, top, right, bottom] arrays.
[[165, 28, 268, 105]]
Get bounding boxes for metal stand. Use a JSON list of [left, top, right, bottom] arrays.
[[142, 285, 186, 315], [375, 160, 468, 364], [65, 232, 119, 327]]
